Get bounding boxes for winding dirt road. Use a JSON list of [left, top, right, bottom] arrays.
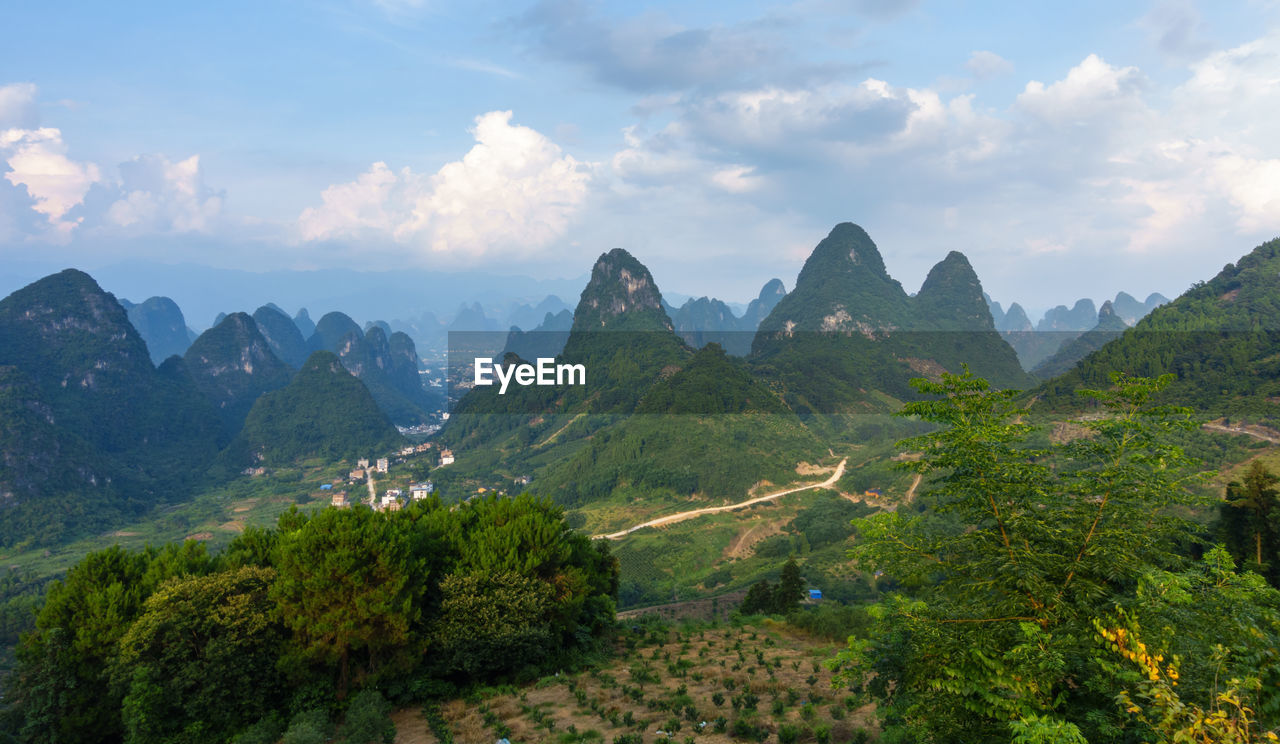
[[594, 458, 848, 540]]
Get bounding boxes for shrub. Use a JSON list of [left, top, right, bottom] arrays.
[[281, 710, 331, 744], [231, 714, 285, 744], [342, 689, 395, 744]]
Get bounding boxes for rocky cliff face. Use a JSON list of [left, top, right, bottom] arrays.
[[571, 248, 674, 332]]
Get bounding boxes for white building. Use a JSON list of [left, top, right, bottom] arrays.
[[410, 481, 435, 500], [376, 457, 389, 473]]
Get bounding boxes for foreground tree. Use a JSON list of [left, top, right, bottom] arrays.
[[835, 371, 1280, 742], [1220, 460, 1280, 584], [772, 557, 806, 614], [271, 507, 424, 700], [113, 566, 285, 744], [11, 542, 213, 744]]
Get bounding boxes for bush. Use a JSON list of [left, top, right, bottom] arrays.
[[342, 689, 395, 744], [231, 713, 285, 744], [281, 709, 331, 744], [778, 723, 802, 744]]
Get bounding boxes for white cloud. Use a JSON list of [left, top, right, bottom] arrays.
[[1, 83, 225, 241], [1, 127, 101, 236], [106, 154, 224, 233], [1016, 54, 1147, 123], [298, 161, 412, 241], [298, 111, 592, 259], [710, 165, 763, 193], [965, 50, 1013, 79]]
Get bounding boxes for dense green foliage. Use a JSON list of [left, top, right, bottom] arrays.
[[636, 343, 789, 415], [835, 371, 1280, 742], [3, 494, 617, 743], [1218, 460, 1280, 586], [740, 557, 807, 615], [222, 351, 403, 468]]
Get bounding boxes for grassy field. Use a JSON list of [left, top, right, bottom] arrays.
[[390, 619, 875, 744]]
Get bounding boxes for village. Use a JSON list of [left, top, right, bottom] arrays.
[[318, 439, 534, 513]]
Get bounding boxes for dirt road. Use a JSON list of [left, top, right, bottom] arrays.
[[594, 458, 847, 540]]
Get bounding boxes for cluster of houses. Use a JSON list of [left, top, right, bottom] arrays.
[[372, 481, 436, 512], [329, 480, 436, 511]]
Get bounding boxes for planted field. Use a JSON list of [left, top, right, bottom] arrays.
[[396, 621, 876, 744]]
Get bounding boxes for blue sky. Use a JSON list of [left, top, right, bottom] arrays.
[[2, 0, 1279, 315]]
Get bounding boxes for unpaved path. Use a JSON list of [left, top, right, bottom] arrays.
[[905, 472, 922, 501], [594, 458, 847, 540], [1203, 422, 1280, 444]]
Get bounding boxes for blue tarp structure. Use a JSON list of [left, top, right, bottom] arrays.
[[320, 484, 333, 490], [809, 589, 823, 600]]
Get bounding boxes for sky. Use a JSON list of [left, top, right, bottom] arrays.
[[2, 0, 1279, 316]]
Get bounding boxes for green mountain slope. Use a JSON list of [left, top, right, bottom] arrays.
[[440, 250, 823, 512], [750, 224, 1030, 413], [222, 351, 403, 467], [184, 313, 294, 435], [0, 270, 222, 546], [1035, 237, 1280, 416]]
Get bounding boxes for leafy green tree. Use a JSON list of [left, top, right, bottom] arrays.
[[834, 370, 1230, 742], [772, 557, 805, 614], [271, 507, 423, 699], [432, 571, 555, 678], [740, 581, 774, 615], [12, 543, 213, 744], [112, 566, 285, 744], [1220, 460, 1280, 583], [447, 493, 619, 643]]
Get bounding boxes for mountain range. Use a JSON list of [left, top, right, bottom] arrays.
[[8, 224, 1279, 554], [987, 290, 1169, 370]]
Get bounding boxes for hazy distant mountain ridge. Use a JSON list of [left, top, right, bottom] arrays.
[[252, 305, 310, 368], [305, 312, 436, 424], [1031, 300, 1130, 379], [984, 291, 1171, 372], [123, 296, 196, 364]]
